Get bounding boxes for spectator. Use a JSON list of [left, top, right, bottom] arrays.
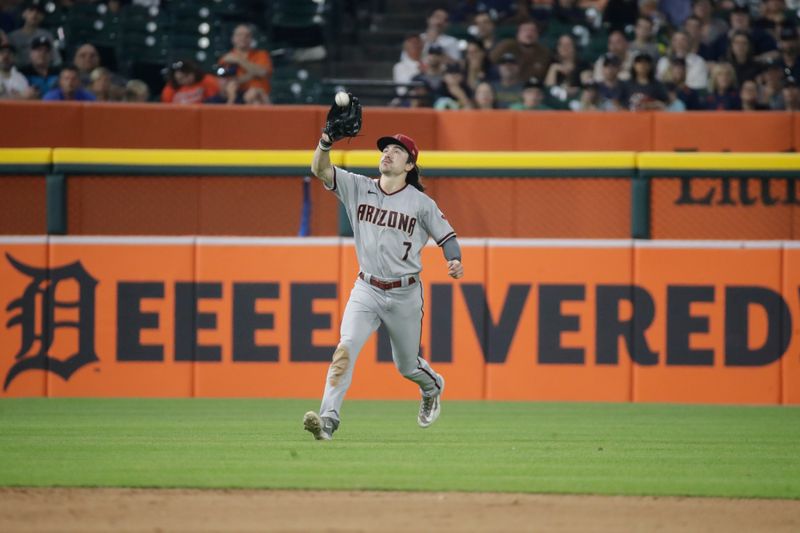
[[705, 62, 741, 109], [420, 8, 461, 62], [491, 52, 524, 108], [124, 79, 150, 102], [621, 52, 668, 110], [88, 67, 117, 101], [463, 38, 497, 90], [205, 66, 241, 104], [43, 65, 96, 101], [243, 87, 270, 105], [393, 35, 423, 94], [629, 16, 660, 62], [510, 77, 553, 110], [690, 0, 728, 47], [73, 43, 100, 86], [727, 31, 761, 83], [709, 6, 776, 61], [472, 11, 498, 53], [597, 53, 625, 110], [665, 56, 702, 110], [161, 59, 219, 104], [0, 29, 7, 45], [434, 63, 474, 109], [473, 80, 497, 109], [8, 1, 61, 68], [778, 75, 800, 109], [755, 0, 793, 42], [683, 15, 717, 60], [0, 42, 31, 99], [592, 30, 633, 82], [73, 43, 126, 99], [20, 35, 57, 98], [490, 20, 551, 82], [642, 0, 671, 35], [219, 24, 273, 97], [658, 0, 692, 29], [391, 81, 432, 108], [572, 81, 601, 111], [759, 56, 786, 109], [411, 44, 447, 97], [738, 79, 769, 110], [777, 26, 800, 79], [546, 34, 591, 100], [656, 30, 709, 90]]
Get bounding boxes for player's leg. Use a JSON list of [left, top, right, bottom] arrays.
[[306, 280, 380, 440], [381, 282, 444, 427]]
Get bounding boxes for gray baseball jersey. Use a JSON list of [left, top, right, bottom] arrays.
[[327, 167, 456, 278], [316, 167, 452, 426]]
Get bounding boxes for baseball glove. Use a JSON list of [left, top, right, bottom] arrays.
[[323, 93, 362, 142]]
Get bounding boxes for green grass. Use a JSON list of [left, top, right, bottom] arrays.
[[0, 399, 798, 498]]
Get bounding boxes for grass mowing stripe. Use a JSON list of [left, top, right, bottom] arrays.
[[0, 399, 798, 498]]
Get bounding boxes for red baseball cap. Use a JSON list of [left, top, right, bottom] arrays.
[[377, 134, 419, 163]]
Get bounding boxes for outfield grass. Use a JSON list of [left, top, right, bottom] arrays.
[[0, 399, 798, 498]]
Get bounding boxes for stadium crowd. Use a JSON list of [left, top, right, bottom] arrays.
[[392, 1, 800, 111], [0, 0, 799, 111]]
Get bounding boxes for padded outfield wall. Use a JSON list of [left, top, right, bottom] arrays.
[[1, 236, 799, 405]]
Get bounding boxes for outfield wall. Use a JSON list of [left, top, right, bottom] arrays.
[[1, 237, 797, 405], [0, 102, 797, 152]]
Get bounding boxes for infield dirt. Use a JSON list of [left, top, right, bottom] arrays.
[[1, 488, 798, 532]]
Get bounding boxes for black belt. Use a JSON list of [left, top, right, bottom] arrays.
[[359, 272, 416, 290]]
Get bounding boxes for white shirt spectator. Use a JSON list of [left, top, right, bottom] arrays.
[[656, 53, 708, 90], [394, 51, 422, 93], [420, 33, 461, 62], [0, 65, 30, 98]]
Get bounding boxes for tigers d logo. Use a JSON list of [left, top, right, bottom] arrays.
[[4, 253, 99, 390]]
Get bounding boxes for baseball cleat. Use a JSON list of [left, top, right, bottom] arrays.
[[303, 411, 333, 441], [418, 375, 445, 428]]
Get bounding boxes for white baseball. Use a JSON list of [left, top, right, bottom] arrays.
[[335, 92, 350, 107]]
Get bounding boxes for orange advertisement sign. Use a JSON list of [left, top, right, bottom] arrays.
[[0, 238, 796, 404], [0, 237, 48, 396], [782, 244, 800, 405], [650, 177, 797, 240], [633, 242, 783, 404], [484, 241, 635, 401]]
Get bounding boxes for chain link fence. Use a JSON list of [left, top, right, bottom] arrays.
[[0, 176, 46, 234], [427, 176, 631, 238], [65, 175, 339, 236]]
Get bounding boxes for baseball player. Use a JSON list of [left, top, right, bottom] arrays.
[[303, 95, 464, 441]]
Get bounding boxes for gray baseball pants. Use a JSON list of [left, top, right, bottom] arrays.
[[319, 277, 442, 424]]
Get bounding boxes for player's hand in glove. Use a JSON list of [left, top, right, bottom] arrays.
[[447, 260, 463, 279], [322, 92, 362, 143]]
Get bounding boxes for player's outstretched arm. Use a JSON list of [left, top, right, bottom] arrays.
[[311, 132, 334, 187], [312, 92, 362, 188]]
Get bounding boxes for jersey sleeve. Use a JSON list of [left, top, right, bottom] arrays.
[[420, 196, 456, 246], [325, 166, 363, 209]]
